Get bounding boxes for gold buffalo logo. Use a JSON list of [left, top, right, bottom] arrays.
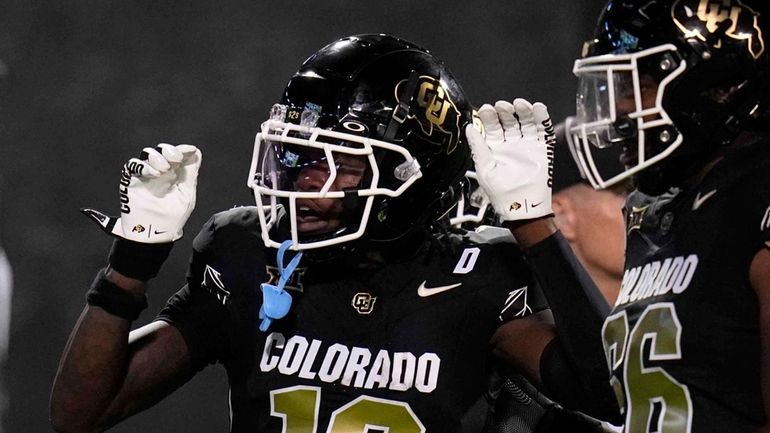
[[394, 75, 462, 154], [673, 0, 765, 59]]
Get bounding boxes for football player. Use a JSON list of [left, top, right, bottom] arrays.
[[49, 34, 617, 433], [469, 1, 770, 432]]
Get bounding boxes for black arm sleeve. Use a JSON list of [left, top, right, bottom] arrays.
[[524, 231, 621, 423]]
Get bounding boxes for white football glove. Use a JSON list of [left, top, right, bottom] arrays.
[[82, 143, 202, 243], [466, 99, 555, 221]]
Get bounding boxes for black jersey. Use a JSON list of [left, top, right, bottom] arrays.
[[158, 207, 546, 433], [605, 143, 770, 433]]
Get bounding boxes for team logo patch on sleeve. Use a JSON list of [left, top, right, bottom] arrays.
[[499, 286, 531, 321], [202, 265, 230, 305]]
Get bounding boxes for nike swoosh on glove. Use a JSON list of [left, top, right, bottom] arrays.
[[82, 143, 202, 243], [466, 98, 555, 221]]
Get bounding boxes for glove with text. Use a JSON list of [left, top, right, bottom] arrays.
[[465, 99, 555, 222], [82, 143, 202, 280]]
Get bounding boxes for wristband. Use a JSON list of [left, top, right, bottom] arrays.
[[86, 268, 148, 321], [108, 238, 173, 281]]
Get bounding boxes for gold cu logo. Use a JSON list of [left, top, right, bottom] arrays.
[[418, 81, 451, 127], [673, 0, 765, 59], [394, 75, 462, 154], [351, 292, 377, 314]]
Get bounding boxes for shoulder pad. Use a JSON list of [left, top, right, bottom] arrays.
[[466, 225, 517, 245], [193, 206, 263, 252]]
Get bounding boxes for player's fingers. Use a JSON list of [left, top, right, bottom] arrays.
[[533, 102, 554, 144], [124, 157, 161, 178], [176, 144, 200, 157], [157, 143, 183, 164], [513, 98, 538, 140], [494, 100, 519, 137], [177, 147, 202, 198], [477, 104, 504, 146], [141, 147, 171, 172], [466, 124, 493, 171]]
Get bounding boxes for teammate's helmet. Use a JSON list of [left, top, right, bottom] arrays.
[[570, 0, 770, 194], [248, 34, 473, 250]]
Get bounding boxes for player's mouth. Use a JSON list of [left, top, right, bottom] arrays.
[[296, 203, 340, 234], [619, 146, 638, 168]]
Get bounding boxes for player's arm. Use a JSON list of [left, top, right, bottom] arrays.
[[51, 272, 195, 433], [751, 246, 770, 433], [468, 100, 620, 422], [50, 144, 202, 433]]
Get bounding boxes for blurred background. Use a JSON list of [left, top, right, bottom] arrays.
[[0, 0, 607, 431]]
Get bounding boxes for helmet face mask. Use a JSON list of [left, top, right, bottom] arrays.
[[571, 0, 770, 194], [448, 171, 493, 228], [571, 44, 687, 189], [248, 116, 423, 250], [247, 34, 473, 251]]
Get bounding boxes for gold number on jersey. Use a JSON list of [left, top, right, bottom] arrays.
[[602, 303, 693, 433], [270, 386, 425, 433]]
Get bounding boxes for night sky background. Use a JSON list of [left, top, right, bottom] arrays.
[[0, 0, 606, 431]]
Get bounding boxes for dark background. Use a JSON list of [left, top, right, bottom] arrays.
[[0, 1, 606, 431]]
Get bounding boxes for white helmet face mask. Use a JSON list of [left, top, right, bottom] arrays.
[[247, 107, 423, 251], [448, 170, 491, 228], [570, 43, 687, 189]]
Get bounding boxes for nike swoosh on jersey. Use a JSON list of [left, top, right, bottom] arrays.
[[417, 281, 462, 297], [692, 188, 718, 210]]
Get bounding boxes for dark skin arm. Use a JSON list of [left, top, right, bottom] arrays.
[[492, 216, 620, 421], [751, 246, 770, 433], [491, 309, 556, 384], [490, 217, 560, 384], [50, 267, 194, 433]]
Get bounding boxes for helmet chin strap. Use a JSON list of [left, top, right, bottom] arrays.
[[383, 69, 420, 141]]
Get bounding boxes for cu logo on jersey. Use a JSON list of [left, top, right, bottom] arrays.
[[673, 0, 765, 59], [394, 75, 462, 154], [351, 292, 377, 314]]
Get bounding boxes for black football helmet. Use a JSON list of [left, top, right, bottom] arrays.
[[570, 0, 770, 194], [247, 34, 474, 250]]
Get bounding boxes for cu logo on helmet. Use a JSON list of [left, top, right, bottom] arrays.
[[395, 75, 462, 154], [673, 0, 765, 59]]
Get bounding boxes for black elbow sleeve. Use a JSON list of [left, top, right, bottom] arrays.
[[539, 338, 622, 425]]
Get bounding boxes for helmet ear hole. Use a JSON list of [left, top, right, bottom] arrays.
[[613, 116, 637, 139]]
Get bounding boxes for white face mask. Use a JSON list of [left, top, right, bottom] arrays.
[[570, 43, 687, 189], [247, 113, 422, 251], [448, 170, 492, 228]]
